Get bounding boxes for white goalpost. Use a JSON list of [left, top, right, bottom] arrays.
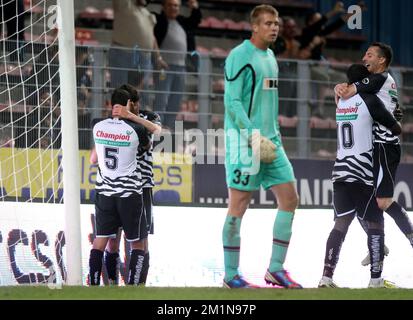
[[56, 0, 82, 286], [0, 0, 82, 286]]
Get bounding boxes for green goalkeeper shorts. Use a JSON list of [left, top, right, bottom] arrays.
[[225, 144, 296, 191]]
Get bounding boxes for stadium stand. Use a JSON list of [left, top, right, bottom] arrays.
[[1, 0, 412, 163]]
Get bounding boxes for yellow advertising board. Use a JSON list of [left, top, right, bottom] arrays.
[[152, 152, 193, 203], [0, 149, 192, 202], [0, 148, 62, 199]]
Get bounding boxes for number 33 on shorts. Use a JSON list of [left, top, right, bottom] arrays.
[[232, 169, 250, 186]]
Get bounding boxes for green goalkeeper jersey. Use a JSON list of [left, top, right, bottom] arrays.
[[224, 40, 281, 144]]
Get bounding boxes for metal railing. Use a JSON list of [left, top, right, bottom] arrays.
[[2, 43, 413, 162]]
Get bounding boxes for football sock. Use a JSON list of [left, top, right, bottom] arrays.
[[357, 216, 369, 234], [368, 229, 384, 278], [269, 210, 294, 272], [322, 229, 345, 278], [386, 201, 413, 246], [222, 215, 242, 282], [89, 249, 104, 285], [128, 249, 145, 285], [139, 252, 150, 285], [104, 250, 120, 284]]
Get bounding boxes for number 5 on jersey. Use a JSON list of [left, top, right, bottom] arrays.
[[104, 147, 119, 170]]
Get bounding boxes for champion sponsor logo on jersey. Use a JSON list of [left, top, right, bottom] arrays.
[[263, 78, 278, 90], [336, 106, 359, 121], [362, 77, 369, 84], [96, 130, 131, 141], [336, 106, 358, 115]]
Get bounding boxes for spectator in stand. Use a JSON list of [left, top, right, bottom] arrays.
[[175, 99, 199, 130], [153, 0, 202, 131], [297, 1, 366, 117], [39, 90, 61, 149], [0, 125, 14, 148], [272, 17, 301, 59], [76, 48, 93, 115], [1, 0, 25, 62], [110, 0, 167, 109], [298, 2, 350, 60], [270, 17, 301, 117]]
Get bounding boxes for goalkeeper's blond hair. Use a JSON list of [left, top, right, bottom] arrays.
[[250, 5, 279, 25]]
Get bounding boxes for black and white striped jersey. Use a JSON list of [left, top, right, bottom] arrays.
[[137, 110, 161, 188], [333, 93, 397, 185], [354, 72, 399, 144], [92, 118, 149, 197]]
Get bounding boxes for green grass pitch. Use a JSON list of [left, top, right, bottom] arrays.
[[1, 286, 413, 300]]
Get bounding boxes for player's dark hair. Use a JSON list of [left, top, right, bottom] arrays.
[[119, 84, 139, 103], [346, 64, 370, 84], [111, 88, 130, 107], [370, 42, 393, 67]]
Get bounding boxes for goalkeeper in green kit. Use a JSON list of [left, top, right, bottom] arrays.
[[222, 4, 302, 289]]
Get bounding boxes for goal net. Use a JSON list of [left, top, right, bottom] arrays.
[[1, 0, 62, 202], [0, 0, 81, 286]]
